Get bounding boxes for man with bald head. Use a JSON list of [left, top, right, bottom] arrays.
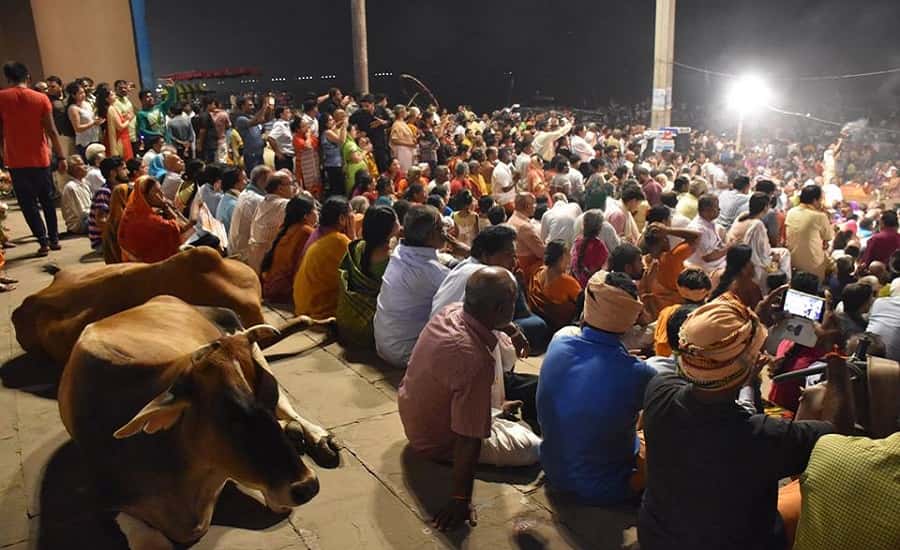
[[399, 266, 542, 532], [507, 192, 545, 283]]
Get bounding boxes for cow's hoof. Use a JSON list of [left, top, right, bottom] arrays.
[[308, 434, 341, 469]]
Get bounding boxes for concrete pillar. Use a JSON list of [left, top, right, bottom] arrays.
[[651, 0, 676, 128], [28, 0, 141, 88], [351, 0, 370, 94]]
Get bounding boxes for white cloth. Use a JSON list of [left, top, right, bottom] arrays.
[[491, 162, 515, 205], [533, 122, 572, 162], [514, 152, 531, 181], [160, 172, 183, 201], [715, 189, 750, 230], [687, 216, 726, 272], [822, 183, 843, 208], [573, 214, 621, 255], [430, 257, 485, 317], [727, 218, 791, 290], [269, 119, 295, 156], [228, 186, 265, 262], [866, 297, 900, 362], [85, 167, 105, 195], [570, 135, 594, 163], [61, 178, 92, 233], [71, 101, 99, 147], [246, 194, 288, 273], [540, 201, 583, 247], [141, 148, 159, 168], [375, 244, 450, 367], [477, 413, 541, 467], [301, 114, 319, 138]]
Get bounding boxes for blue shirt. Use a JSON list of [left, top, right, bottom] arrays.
[[537, 326, 656, 504], [235, 114, 264, 155], [215, 191, 239, 234]]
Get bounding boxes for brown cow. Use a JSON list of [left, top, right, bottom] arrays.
[[13, 247, 270, 365], [59, 296, 338, 549]]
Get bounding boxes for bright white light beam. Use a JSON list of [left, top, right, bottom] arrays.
[[727, 74, 773, 113]]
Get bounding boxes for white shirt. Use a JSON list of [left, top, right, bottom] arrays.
[[514, 152, 531, 181], [822, 183, 843, 208], [269, 119, 294, 156], [716, 189, 750, 230], [301, 114, 319, 138], [85, 167, 105, 195], [430, 257, 485, 317], [570, 135, 594, 163], [374, 244, 450, 367], [540, 201, 583, 247], [687, 216, 726, 272], [573, 214, 621, 256], [142, 148, 160, 168], [161, 172, 184, 201], [867, 296, 900, 362], [568, 167, 585, 200], [61, 178, 92, 232], [228, 185, 265, 262], [532, 122, 572, 162], [491, 162, 515, 205]]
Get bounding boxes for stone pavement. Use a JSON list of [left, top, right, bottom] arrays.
[[0, 200, 639, 549]]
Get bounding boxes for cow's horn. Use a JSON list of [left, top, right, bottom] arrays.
[[243, 324, 281, 343]]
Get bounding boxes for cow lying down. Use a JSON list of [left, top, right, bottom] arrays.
[[13, 247, 274, 366], [58, 296, 339, 549]]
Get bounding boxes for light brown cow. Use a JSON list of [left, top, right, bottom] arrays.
[[59, 296, 338, 549], [13, 247, 269, 365]]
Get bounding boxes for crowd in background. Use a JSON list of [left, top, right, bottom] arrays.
[[1, 59, 899, 549]]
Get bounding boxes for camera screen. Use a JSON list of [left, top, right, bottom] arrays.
[[783, 289, 825, 322]]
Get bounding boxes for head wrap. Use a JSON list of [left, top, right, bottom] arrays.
[[677, 298, 767, 392], [584, 271, 643, 334]]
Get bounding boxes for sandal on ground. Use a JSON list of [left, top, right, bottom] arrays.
[[0, 282, 16, 292]]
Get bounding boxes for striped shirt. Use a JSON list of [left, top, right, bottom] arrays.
[[87, 185, 112, 248]]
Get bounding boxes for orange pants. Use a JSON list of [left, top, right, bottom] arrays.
[[777, 479, 802, 549]]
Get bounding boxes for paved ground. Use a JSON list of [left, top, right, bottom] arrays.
[[0, 199, 639, 550]]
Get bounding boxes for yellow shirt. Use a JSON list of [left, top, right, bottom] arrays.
[[785, 204, 834, 281], [676, 192, 698, 220], [293, 231, 351, 318]]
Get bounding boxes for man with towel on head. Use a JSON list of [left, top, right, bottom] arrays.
[[638, 298, 852, 550], [537, 270, 657, 505]]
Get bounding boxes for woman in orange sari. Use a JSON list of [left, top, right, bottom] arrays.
[[118, 176, 194, 263], [526, 154, 552, 205], [528, 240, 582, 331], [260, 196, 318, 306]]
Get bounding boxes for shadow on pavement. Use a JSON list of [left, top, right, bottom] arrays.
[[543, 490, 639, 549], [23, 440, 291, 549], [0, 352, 61, 399]]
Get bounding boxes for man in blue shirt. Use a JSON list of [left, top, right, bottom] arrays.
[[234, 97, 271, 175], [537, 270, 656, 505]]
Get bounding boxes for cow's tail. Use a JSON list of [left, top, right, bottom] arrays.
[[257, 316, 336, 351]]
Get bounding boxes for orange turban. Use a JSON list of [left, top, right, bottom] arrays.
[[676, 297, 767, 392], [584, 271, 644, 334]]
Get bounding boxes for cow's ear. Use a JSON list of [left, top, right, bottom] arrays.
[[250, 342, 280, 409], [113, 389, 190, 439]]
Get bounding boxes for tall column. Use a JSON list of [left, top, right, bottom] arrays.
[[351, 0, 369, 94], [651, 0, 676, 128]]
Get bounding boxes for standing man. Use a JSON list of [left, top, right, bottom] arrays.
[[137, 79, 177, 143], [112, 79, 137, 154], [785, 185, 834, 282], [0, 62, 67, 256], [234, 97, 270, 175], [350, 94, 389, 173], [46, 76, 75, 157], [165, 102, 195, 159], [196, 97, 221, 163]]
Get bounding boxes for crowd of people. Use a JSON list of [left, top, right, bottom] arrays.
[[1, 58, 899, 549]]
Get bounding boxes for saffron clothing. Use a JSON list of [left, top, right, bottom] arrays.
[[292, 230, 351, 318], [527, 266, 581, 330], [261, 223, 314, 305], [101, 183, 132, 264], [508, 211, 545, 284], [117, 179, 181, 263]]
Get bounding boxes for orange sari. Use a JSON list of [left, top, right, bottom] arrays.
[[527, 266, 582, 330], [261, 223, 314, 305], [118, 178, 181, 263]]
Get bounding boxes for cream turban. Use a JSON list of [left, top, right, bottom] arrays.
[[677, 296, 768, 392], [584, 271, 644, 334]]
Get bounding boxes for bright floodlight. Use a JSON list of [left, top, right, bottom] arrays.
[[727, 74, 772, 113]]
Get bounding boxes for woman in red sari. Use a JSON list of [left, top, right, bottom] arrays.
[[118, 176, 194, 262]]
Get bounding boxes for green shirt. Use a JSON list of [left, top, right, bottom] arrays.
[[794, 433, 900, 550], [138, 85, 177, 140]]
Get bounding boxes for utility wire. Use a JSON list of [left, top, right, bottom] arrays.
[[672, 61, 900, 81]]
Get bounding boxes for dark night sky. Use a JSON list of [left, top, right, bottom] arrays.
[[146, 0, 900, 114]]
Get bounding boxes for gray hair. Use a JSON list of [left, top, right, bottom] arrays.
[[349, 195, 370, 214], [402, 205, 442, 247], [250, 164, 273, 186]]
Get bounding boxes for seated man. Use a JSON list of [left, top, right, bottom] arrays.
[[791, 432, 900, 550], [537, 270, 655, 505], [638, 298, 851, 550], [431, 225, 538, 430], [507, 192, 545, 284], [60, 154, 92, 234], [374, 205, 450, 367], [293, 197, 352, 318], [399, 267, 541, 531]]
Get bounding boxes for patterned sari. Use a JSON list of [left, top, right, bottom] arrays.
[[335, 240, 389, 348]]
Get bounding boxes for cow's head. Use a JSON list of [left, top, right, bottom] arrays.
[[113, 325, 318, 512]]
